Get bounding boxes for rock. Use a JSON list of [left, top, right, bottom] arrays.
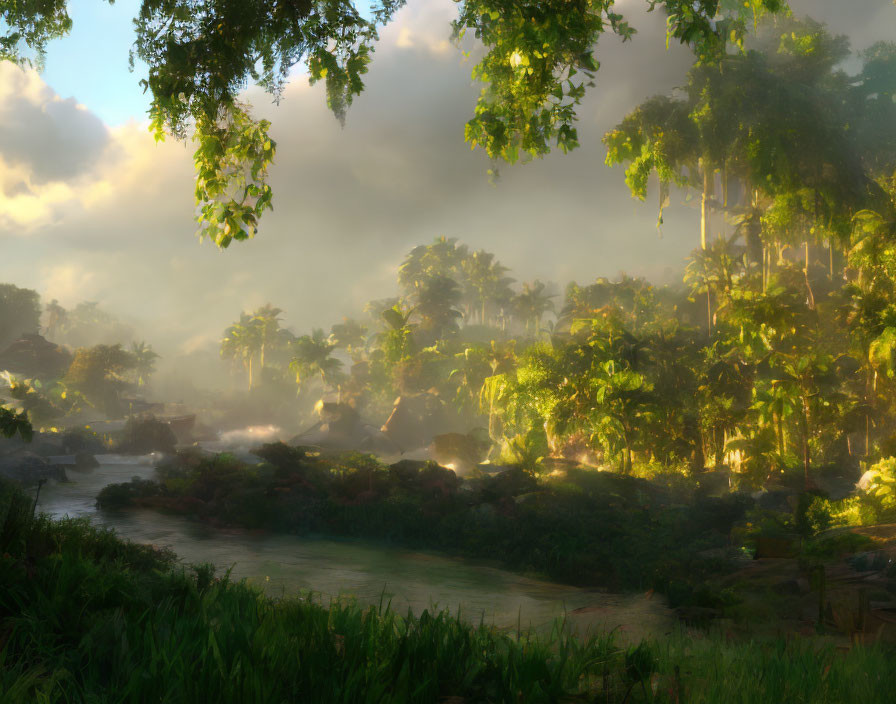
[[430, 432, 490, 474]]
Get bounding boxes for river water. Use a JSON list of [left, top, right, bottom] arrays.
[[35, 455, 672, 642]]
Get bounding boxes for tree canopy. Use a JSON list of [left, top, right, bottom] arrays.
[[2, 0, 789, 247]]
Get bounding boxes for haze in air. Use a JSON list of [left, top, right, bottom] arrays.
[[2, 0, 896, 702]]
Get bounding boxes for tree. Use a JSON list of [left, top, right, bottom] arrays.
[[3, 0, 789, 246], [130, 341, 160, 388], [603, 95, 699, 235], [221, 314, 261, 390], [248, 304, 285, 371], [375, 304, 416, 366], [43, 299, 67, 341], [683, 236, 745, 333], [330, 318, 368, 362], [290, 329, 344, 395], [398, 237, 468, 297], [0, 283, 41, 349], [409, 275, 463, 343], [63, 344, 137, 417], [514, 280, 556, 335], [461, 249, 514, 326], [53, 301, 135, 348]]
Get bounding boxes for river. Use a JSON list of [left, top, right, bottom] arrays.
[[35, 455, 672, 642]]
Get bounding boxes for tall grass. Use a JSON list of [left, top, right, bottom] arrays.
[[3, 478, 895, 703]]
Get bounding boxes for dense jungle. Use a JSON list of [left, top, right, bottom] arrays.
[[2, 0, 896, 702]]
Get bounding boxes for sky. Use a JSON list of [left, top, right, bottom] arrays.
[[1, 0, 894, 365]]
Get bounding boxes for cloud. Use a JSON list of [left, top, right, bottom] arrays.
[[0, 63, 111, 185], [0, 0, 891, 361]]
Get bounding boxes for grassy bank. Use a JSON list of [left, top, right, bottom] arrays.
[[97, 445, 752, 606], [4, 478, 896, 703]]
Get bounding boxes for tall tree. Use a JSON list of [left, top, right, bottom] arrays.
[[514, 280, 556, 335], [221, 314, 261, 390]]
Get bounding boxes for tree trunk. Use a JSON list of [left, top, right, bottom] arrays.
[[706, 288, 712, 334], [828, 239, 834, 279], [247, 356, 253, 391], [722, 165, 729, 209], [621, 426, 633, 474], [775, 413, 784, 456], [805, 241, 816, 309], [802, 401, 811, 489], [701, 163, 711, 250]]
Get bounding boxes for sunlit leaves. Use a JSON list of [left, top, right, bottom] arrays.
[[133, 0, 406, 246], [0, 406, 32, 441], [190, 105, 275, 247], [658, 0, 789, 64], [458, 0, 788, 164], [454, 0, 629, 163], [604, 95, 697, 202], [0, 0, 75, 68], [290, 328, 344, 391]]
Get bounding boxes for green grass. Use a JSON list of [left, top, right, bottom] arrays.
[[4, 478, 896, 703]]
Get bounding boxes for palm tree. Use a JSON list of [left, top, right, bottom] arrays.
[[130, 341, 160, 387], [462, 250, 514, 325], [684, 237, 745, 333], [249, 304, 284, 370], [514, 280, 555, 335], [221, 314, 261, 390], [44, 299, 67, 341], [374, 304, 416, 365], [290, 329, 344, 395], [329, 317, 368, 362], [411, 275, 463, 342], [398, 237, 468, 296]]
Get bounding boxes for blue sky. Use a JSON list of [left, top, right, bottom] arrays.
[[40, 0, 150, 124]]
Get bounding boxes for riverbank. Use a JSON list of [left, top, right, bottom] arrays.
[[97, 445, 749, 609], [34, 454, 674, 640], [4, 478, 896, 703]]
